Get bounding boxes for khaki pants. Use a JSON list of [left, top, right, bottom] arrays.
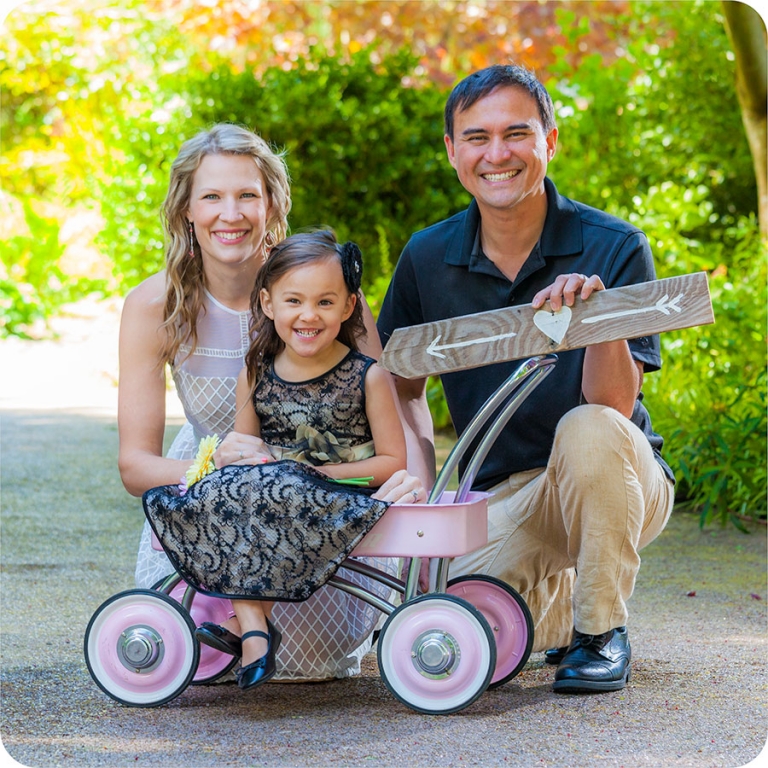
[[450, 404, 675, 652]]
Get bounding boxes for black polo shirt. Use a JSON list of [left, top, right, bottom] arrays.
[[378, 178, 674, 490]]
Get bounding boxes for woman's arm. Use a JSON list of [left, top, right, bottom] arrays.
[[390, 374, 436, 488], [319, 364, 407, 487], [357, 291, 434, 489], [117, 274, 191, 496], [233, 367, 260, 436]]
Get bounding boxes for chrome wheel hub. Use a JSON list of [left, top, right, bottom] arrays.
[[411, 630, 461, 679], [117, 625, 164, 673]]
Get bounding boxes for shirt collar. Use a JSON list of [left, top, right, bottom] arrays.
[[539, 177, 583, 256], [444, 178, 584, 268]]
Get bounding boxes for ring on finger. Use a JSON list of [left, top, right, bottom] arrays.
[[238, 451, 243, 459], [411, 490, 419, 501]]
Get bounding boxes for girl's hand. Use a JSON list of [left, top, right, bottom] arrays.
[[373, 469, 425, 504], [215, 431, 272, 468]]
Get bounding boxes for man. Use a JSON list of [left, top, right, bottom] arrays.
[[377, 65, 675, 693]]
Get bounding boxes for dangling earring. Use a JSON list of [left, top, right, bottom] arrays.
[[187, 221, 196, 258], [262, 229, 278, 262]]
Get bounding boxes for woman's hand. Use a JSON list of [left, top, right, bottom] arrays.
[[373, 469, 426, 504], [215, 431, 273, 468]]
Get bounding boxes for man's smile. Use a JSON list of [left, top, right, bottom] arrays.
[[481, 170, 521, 182]]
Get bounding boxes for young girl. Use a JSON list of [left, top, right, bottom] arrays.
[[196, 230, 407, 691]]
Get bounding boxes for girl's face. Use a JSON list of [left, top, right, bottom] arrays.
[[260, 257, 356, 364], [187, 153, 272, 271]]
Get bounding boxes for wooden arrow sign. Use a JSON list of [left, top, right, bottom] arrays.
[[379, 272, 714, 379]]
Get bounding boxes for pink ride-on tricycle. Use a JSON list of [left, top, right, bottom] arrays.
[[84, 355, 556, 714]]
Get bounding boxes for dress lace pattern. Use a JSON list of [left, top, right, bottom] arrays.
[[256, 350, 375, 464], [133, 295, 397, 680], [143, 461, 390, 601]]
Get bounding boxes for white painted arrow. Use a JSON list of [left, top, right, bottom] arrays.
[[426, 330, 518, 359], [581, 293, 685, 325]]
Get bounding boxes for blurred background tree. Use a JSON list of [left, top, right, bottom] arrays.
[[1, 0, 765, 525]]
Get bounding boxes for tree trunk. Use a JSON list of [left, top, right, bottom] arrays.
[[722, 1, 767, 237]]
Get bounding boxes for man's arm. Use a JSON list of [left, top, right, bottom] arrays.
[[583, 342, 643, 418], [532, 272, 643, 418]]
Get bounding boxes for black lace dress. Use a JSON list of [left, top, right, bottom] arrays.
[[255, 350, 376, 466], [143, 349, 387, 598]]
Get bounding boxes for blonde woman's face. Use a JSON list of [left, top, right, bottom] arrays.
[[187, 153, 272, 271]]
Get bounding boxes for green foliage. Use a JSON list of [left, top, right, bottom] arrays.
[[85, 45, 467, 292], [642, 214, 767, 527], [548, 1, 756, 225], [0, 1, 195, 302], [1, 0, 764, 525], [543, 2, 766, 526], [0, 202, 102, 337], [164, 47, 465, 286]]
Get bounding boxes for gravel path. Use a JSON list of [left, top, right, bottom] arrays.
[[1, 302, 766, 767]]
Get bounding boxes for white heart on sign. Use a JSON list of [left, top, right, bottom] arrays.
[[533, 306, 572, 344]]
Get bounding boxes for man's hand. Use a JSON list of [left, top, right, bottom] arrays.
[[532, 273, 605, 311]]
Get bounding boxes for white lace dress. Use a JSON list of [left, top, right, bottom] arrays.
[[134, 291, 395, 680]]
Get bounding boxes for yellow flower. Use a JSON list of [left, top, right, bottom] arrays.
[[185, 434, 221, 488]]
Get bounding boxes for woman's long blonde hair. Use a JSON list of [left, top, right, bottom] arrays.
[[159, 124, 291, 367]]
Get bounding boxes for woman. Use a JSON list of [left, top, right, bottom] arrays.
[[118, 123, 422, 680]]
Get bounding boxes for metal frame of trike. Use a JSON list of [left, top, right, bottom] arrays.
[[326, 353, 557, 610], [298, 353, 555, 713], [158, 354, 557, 614]]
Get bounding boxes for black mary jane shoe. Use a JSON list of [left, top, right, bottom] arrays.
[[553, 626, 631, 693], [236, 619, 283, 691], [544, 646, 569, 665], [195, 622, 242, 658]]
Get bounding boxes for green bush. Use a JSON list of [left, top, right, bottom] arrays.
[[1, 2, 764, 527], [0, 201, 103, 337], [171, 47, 466, 286], [642, 212, 767, 527], [543, 3, 766, 526], [91, 46, 466, 292], [548, 1, 756, 226]]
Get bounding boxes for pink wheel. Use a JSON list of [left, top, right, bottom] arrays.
[[447, 575, 533, 689], [84, 589, 199, 707], [377, 594, 495, 714], [166, 583, 238, 684]]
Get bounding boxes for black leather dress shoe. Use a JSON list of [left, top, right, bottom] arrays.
[[195, 622, 242, 657], [553, 626, 631, 693], [544, 646, 569, 665], [236, 619, 283, 691]]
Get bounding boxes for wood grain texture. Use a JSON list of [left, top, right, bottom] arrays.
[[379, 272, 714, 379]]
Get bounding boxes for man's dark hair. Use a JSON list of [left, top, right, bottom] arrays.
[[444, 64, 556, 139]]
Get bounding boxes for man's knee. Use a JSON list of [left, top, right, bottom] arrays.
[[553, 404, 629, 467], [557, 404, 626, 440]]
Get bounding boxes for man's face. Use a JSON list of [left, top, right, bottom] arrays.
[[445, 85, 557, 215]]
